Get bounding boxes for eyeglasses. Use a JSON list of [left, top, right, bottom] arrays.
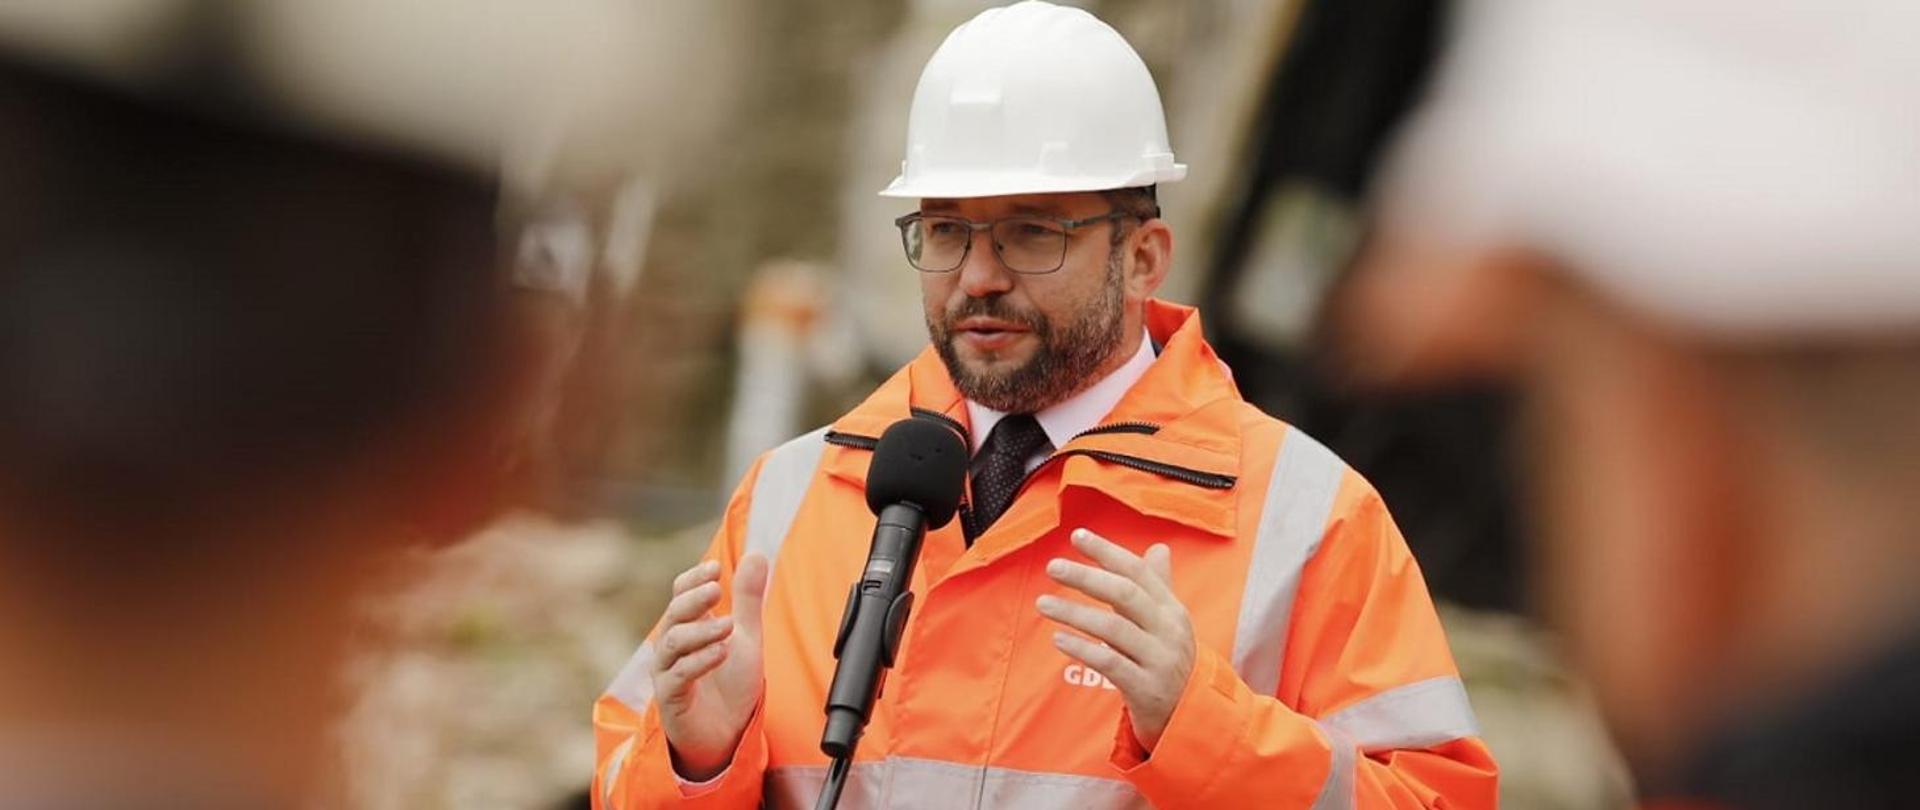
[[893, 210, 1140, 274]]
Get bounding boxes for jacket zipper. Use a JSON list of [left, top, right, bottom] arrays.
[[824, 430, 878, 450], [909, 407, 969, 442], [1048, 449, 1235, 489], [1071, 421, 1160, 439], [1018, 421, 1235, 491], [827, 420, 1233, 494]]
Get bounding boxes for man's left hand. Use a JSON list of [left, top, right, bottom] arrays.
[[1038, 528, 1196, 752]]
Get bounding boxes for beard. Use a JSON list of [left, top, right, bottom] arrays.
[[928, 251, 1127, 413]]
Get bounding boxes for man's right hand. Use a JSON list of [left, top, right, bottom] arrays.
[[650, 552, 770, 781]]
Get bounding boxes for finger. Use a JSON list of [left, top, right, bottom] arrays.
[[1046, 558, 1157, 628], [658, 640, 729, 698], [1071, 529, 1171, 599], [1036, 595, 1157, 666], [1070, 528, 1151, 581], [672, 560, 722, 597], [654, 616, 734, 672], [1145, 543, 1173, 585], [661, 580, 724, 626], [1051, 630, 1150, 696], [733, 552, 771, 636]]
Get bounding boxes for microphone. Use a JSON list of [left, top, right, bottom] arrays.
[[818, 416, 966, 772]]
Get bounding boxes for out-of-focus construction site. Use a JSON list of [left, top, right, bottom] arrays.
[[28, 0, 1913, 807]]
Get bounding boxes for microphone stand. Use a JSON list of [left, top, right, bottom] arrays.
[[815, 755, 853, 810]]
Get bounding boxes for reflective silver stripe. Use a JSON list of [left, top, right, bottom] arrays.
[[1231, 428, 1346, 695], [599, 735, 637, 807], [744, 426, 831, 564], [975, 762, 1143, 810], [764, 758, 1147, 810], [1322, 675, 1481, 753], [765, 761, 884, 810], [604, 641, 657, 713], [1310, 722, 1357, 810]]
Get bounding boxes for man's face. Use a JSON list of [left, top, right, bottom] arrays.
[[917, 192, 1132, 413]]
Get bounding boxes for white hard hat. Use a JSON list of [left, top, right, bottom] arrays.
[[1378, 0, 1920, 337], [879, 0, 1186, 200]]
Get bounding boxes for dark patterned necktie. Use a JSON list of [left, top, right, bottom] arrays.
[[967, 414, 1051, 540]]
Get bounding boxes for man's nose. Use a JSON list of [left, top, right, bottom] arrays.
[[956, 227, 1015, 298]]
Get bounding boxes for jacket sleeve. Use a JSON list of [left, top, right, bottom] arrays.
[[1111, 470, 1500, 808], [591, 457, 771, 810]]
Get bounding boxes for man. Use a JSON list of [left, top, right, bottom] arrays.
[[594, 3, 1496, 807], [1342, 1, 1920, 807]]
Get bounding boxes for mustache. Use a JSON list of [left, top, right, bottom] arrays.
[[942, 296, 1046, 333]]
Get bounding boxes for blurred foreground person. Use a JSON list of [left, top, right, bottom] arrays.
[[0, 53, 508, 805], [595, 3, 1495, 807], [1345, 1, 1920, 807]]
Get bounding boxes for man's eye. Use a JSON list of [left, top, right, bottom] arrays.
[[928, 221, 964, 237]]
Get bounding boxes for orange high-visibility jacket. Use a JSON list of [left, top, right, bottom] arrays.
[[594, 301, 1498, 808]]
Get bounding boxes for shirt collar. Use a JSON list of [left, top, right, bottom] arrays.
[[965, 329, 1157, 454]]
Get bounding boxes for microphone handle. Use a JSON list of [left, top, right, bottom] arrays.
[[820, 501, 928, 759]]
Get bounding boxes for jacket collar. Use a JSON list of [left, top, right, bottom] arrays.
[[824, 300, 1245, 540]]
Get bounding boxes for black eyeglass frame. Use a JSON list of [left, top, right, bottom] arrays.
[[892, 207, 1156, 275]]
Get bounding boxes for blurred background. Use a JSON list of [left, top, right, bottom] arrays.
[[0, 1, 1631, 807]]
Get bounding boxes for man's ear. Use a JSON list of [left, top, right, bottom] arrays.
[[1125, 219, 1174, 301]]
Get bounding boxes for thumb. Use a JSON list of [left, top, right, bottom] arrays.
[[1146, 543, 1173, 583], [732, 552, 771, 634]]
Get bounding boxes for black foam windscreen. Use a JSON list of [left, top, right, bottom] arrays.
[[864, 417, 968, 528]]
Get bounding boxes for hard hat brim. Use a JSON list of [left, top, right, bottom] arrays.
[[878, 166, 1186, 200]]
